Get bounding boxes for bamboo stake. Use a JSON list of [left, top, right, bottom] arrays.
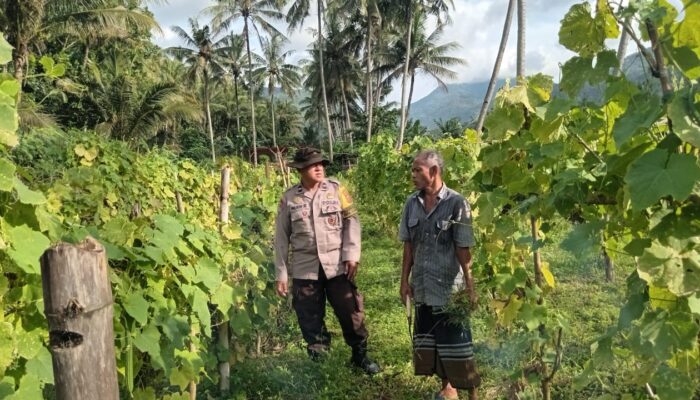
[[218, 166, 231, 393]]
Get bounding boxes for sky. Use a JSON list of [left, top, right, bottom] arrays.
[[146, 0, 652, 104]]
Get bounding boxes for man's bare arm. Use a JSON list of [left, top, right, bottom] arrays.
[[400, 242, 414, 304], [456, 246, 477, 307]]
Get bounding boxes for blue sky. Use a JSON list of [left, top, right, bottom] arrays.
[[146, 0, 674, 103]]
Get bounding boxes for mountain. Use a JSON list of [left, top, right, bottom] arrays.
[[408, 51, 656, 130], [408, 80, 504, 129]]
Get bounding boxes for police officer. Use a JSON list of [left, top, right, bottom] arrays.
[[274, 147, 380, 375]]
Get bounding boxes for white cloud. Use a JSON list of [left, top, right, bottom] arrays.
[[147, 0, 684, 104]]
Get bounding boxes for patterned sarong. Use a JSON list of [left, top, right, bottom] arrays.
[[412, 304, 481, 389]]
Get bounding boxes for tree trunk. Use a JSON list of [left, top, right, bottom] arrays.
[[271, 90, 277, 148], [516, 0, 526, 79], [40, 238, 119, 400], [204, 72, 216, 163], [397, 7, 414, 150], [476, 0, 516, 133], [234, 76, 241, 137], [614, 16, 631, 77], [218, 167, 231, 393], [12, 41, 27, 104], [405, 72, 415, 125], [318, 0, 335, 162], [541, 375, 551, 400], [245, 18, 259, 166], [373, 73, 382, 109], [365, 13, 374, 143], [341, 81, 353, 131]]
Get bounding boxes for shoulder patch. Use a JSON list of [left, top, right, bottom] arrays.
[[339, 185, 354, 209]]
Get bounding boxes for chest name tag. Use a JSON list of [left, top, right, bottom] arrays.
[[289, 203, 308, 212], [323, 206, 340, 213]]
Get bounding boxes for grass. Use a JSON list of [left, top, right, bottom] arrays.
[[229, 234, 631, 400]]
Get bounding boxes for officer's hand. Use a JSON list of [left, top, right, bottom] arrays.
[[276, 280, 288, 297], [345, 261, 358, 281]]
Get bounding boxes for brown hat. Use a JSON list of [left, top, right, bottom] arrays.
[[289, 147, 330, 169]]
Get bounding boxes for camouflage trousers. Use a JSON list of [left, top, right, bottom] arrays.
[[292, 266, 369, 351]]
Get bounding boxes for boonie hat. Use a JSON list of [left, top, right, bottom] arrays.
[[289, 147, 330, 169]]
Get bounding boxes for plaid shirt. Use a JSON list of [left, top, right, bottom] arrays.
[[399, 184, 476, 306]]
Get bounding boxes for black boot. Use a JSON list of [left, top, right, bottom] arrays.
[[351, 343, 380, 375]]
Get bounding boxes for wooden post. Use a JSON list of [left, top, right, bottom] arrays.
[[129, 202, 141, 220], [218, 166, 231, 393], [176, 192, 184, 214], [603, 249, 614, 282], [40, 237, 119, 400], [530, 215, 543, 289]]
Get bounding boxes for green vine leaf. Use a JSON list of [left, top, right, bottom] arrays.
[[668, 93, 700, 147], [0, 322, 15, 373], [133, 324, 165, 371], [484, 104, 525, 141], [0, 103, 18, 148], [559, 3, 605, 57], [0, 158, 15, 192], [194, 257, 221, 292], [651, 364, 695, 400], [5, 224, 50, 274], [625, 149, 700, 210], [670, 1, 700, 79], [637, 241, 700, 296], [613, 93, 663, 147], [0, 34, 12, 65], [13, 178, 47, 205], [24, 346, 53, 385], [123, 292, 150, 326]]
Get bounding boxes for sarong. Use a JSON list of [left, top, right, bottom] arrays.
[[412, 304, 481, 389]]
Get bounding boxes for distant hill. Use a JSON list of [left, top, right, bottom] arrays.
[[408, 51, 657, 130], [408, 80, 504, 129]]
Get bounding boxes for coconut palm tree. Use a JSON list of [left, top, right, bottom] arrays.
[[330, 0, 382, 142], [301, 46, 357, 144], [85, 51, 197, 143], [380, 13, 464, 132], [167, 18, 226, 163], [218, 33, 247, 138], [475, 0, 516, 133], [394, 0, 454, 149], [274, 99, 303, 144], [206, 0, 285, 166], [252, 34, 300, 149], [323, 15, 364, 143], [0, 0, 159, 101], [286, 0, 336, 161]]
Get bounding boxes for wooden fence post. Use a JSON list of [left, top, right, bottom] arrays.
[[176, 191, 184, 214], [40, 237, 118, 400], [218, 166, 231, 393]]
